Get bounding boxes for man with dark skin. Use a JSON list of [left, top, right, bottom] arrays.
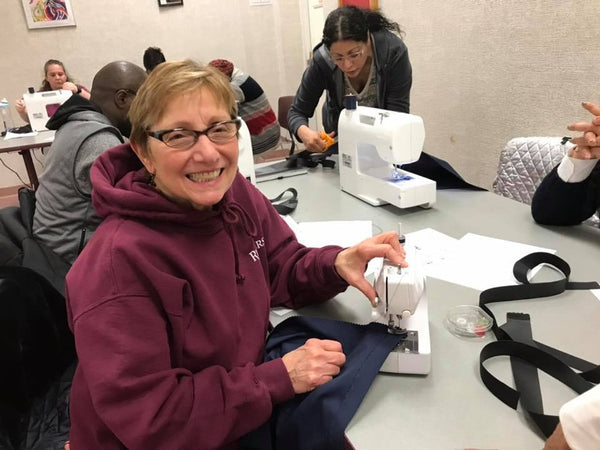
[[33, 61, 147, 264]]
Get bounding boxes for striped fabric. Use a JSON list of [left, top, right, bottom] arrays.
[[231, 69, 280, 155]]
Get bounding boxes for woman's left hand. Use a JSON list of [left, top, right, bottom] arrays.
[[334, 231, 407, 306]]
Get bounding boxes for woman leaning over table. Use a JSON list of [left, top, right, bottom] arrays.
[[288, 5, 412, 153], [14, 59, 90, 123], [64, 59, 406, 449]]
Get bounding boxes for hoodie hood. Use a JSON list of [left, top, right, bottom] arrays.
[[91, 143, 260, 283], [46, 94, 104, 130]]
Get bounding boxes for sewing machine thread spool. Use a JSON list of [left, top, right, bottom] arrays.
[[343, 94, 357, 110]]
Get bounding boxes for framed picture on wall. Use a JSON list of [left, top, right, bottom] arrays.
[[338, 0, 378, 9], [22, 0, 76, 29], [158, 0, 184, 6]]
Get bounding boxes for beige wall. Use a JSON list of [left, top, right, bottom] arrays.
[[0, 0, 306, 187], [381, 0, 600, 189], [1, 0, 599, 190]]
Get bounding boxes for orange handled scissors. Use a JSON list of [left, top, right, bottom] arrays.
[[319, 131, 336, 151]]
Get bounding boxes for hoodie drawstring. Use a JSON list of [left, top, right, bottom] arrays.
[[220, 201, 259, 284]]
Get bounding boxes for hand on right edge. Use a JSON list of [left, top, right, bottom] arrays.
[[567, 102, 600, 160], [281, 338, 346, 393], [544, 423, 571, 450]]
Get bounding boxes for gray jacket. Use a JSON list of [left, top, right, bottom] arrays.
[[33, 97, 123, 264], [288, 29, 412, 136]]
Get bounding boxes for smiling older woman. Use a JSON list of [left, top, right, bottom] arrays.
[[64, 59, 406, 449]]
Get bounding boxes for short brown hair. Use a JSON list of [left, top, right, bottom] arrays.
[[128, 60, 237, 157]]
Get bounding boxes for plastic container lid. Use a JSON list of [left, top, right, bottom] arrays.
[[444, 305, 493, 338]]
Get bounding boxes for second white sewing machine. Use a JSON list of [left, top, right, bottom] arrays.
[[338, 103, 436, 209], [23, 89, 73, 132]]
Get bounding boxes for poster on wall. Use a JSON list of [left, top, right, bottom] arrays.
[[22, 0, 76, 29], [338, 0, 378, 9]]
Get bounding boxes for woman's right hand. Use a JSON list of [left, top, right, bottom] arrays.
[[567, 102, 600, 159], [297, 125, 327, 153], [281, 338, 346, 393]]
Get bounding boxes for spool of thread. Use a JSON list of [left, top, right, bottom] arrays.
[[344, 94, 357, 110]]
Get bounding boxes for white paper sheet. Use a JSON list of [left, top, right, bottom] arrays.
[[404, 228, 459, 266], [270, 306, 294, 316], [280, 217, 375, 274], [423, 233, 556, 291], [280, 214, 300, 235], [293, 220, 372, 249], [4, 130, 38, 139]]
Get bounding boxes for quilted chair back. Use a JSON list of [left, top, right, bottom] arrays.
[[492, 137, 566, 205], [493, 137, 599, 226]]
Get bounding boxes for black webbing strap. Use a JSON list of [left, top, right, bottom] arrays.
[[287, 150, 337, 169], [478, 252, 600, 438], [269, 188, 298, 215], [500, 313, 543, 424], [480, 252, 599, 341], [480, 340, 595, 436]]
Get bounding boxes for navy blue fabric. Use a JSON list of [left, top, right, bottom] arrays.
[[241, 316, 402, 450], [402, 152, 486, 191]]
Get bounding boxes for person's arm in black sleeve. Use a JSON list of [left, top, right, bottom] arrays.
[[531, 166, 600, 225], [288, 57, 328, 140]]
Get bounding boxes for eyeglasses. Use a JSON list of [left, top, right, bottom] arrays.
[[147, 119, 241, 150], [331, 47, 365, 65]]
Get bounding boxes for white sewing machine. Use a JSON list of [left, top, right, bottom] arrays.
[[23, 89, 73, 131], [371, 244, 431, 374], [338, 104, 436, 209], [237, 118, 256, 184]]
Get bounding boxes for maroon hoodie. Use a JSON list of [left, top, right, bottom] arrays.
[[65, 143, 348, 449]]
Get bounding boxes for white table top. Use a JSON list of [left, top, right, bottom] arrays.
[[257, 163, 600, 449], [0, 130, 54, 152]]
